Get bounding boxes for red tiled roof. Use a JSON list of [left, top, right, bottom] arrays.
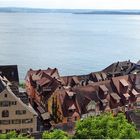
[[36, 77, 51, 86], [123, 93, 130, 98], [99, 85, 109, 92], [131, 89, 140, 96], [111, 75, 129, 93], [120, 79, 129, 87], [110, 92, 121, 101], [72, 111, 79, 117], [37, 106, 45, 114], [94, 73, 102, 81], [72, 76, 80, 85]]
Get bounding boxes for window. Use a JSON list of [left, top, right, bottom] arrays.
[[30, 128, 33, 132], [22, 128, 29, 133], [16, 110, 26, 115], [11, 71, 14, 77], [12, 119, 21, 124], [0, 101, 10, 107], [0, 101, 16, 107], [67, 117, 71, 122], [22, 119, 33, 124], [0, 120, 10, 125], [6, 129, 10, 133], [4, 94, 7, 98], [2, 110, 9, 117], [75, 116, 77, 121], [11, 101, 17, 105]]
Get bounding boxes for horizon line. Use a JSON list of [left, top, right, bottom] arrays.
[[0, 6, 140, 11]]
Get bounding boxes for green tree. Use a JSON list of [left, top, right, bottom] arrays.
[[0, 131, 31, 139], [42, 129, 69, 139], [74, 113, 140, 139]]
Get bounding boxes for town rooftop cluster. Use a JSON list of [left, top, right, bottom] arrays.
[[1, 60, 140, 135]]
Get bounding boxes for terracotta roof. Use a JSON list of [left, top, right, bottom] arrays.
[[99, 85, 109, 92], [111, 75, 129, 93], [101, 72, 107, 80], [37, 106, 45, 114], [123, 93, 130, 98], [72, 76, 80, 85], [72, 111, 79, 117], [131, 89, 140, 96], [110, 92, 121, 101], [32, 73, 41, 81], [36, 77, 51, 86], [120, 79, 129, 87], [94, 73, 102, 81]]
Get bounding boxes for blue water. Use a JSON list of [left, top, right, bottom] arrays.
[[0, 13, 140, 80]]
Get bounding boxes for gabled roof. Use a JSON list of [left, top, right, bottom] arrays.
[[68, 104, 76, 110], [86, 100, 96, 111], [131, 89, 140, 96], [123, 93, 130, 98], [72, 76, 80, 85], [94, 73, 102, 81], [120, 79, 129, 87], [99, 85, 109, 92], [111, 75, 129, 93], [110, 92, 121, 101], [0, 65, 19, 83], [36, 77, 51, 87], [0, 76, 37, 116]]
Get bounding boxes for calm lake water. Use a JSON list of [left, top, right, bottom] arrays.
[[0, 13, 140, 80]]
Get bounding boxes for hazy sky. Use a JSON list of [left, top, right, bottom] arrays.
[[0, 0, 140, 9]]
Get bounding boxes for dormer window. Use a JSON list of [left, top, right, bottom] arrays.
[[101, 99, 108, 106], [110, 92, 120, 103], [86, 100, 96, 111], [120, 79, 129, 87], [123, 93, 130, 100], [95, 73, 102, 82], [99, 85, 108, 96], [2, 110, 9, 117], [131, 89, 140, 97], [119, 79, 129, 93]]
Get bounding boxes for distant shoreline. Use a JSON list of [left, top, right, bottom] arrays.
[[0, 7, 140, 15]]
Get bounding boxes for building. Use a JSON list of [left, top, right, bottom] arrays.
[[25, 60, 140, 126], [0, 75, 37, 133], [0, 65, 19, 83]]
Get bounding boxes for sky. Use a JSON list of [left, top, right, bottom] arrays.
[[0, 0, 140, 9]]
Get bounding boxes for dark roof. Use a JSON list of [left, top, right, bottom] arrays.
[[0, 65, 19, 83], [0, 79, 6, 93], [103, 60, 136, 77]]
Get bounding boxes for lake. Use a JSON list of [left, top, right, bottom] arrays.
[[0, 13, 140, 80]]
